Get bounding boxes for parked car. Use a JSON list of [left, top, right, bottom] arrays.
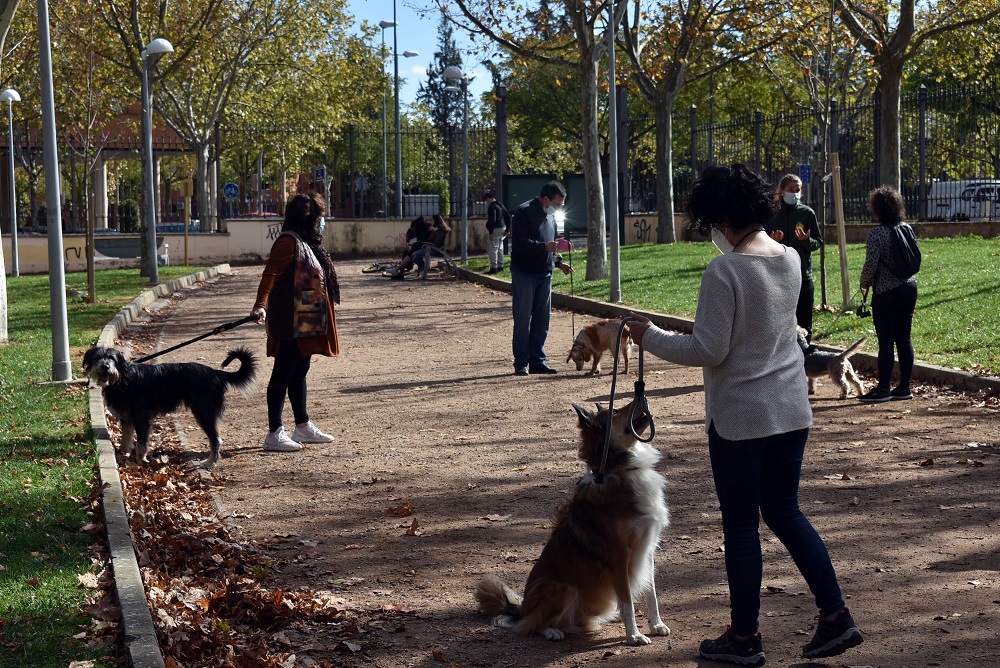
[[947, 181, 1000, 221], [926, 179, 996, 220]]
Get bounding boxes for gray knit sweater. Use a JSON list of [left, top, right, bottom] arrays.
[[642, 248, 812, 441]]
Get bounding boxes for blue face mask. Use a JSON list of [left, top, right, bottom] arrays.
[[317, 216, 326, 234]]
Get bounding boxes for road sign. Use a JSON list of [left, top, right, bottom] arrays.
[[223, 182, 239, 199], [315, 165, 326, 182], [799, 164, 812, 184]]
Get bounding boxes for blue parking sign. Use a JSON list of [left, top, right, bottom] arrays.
[[799, 164, 811, 184]]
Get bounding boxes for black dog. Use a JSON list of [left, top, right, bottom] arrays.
[[83, 346, 257, 469]]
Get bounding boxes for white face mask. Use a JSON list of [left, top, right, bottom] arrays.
[[317, 216, 326, 234], [711, 227, 734, 254], [544, 205, 558, 216], [783, 192, 801, 205]]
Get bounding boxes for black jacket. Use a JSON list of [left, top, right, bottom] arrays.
[[766, 201, 822, 281]]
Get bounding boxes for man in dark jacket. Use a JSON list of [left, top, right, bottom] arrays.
[[768, 174, 823, 341], [484, 191, 509, 274], [509, 180, 574, 376]]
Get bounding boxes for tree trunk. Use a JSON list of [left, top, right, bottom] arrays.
[[579, 54, 608, 280], [194, 141, 211, 234], [655, 92, 677, 243], [878, 56, 904, 190]]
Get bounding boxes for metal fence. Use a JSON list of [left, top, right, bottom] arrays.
[[217, 122, 496, 222], [667, 80, 1000, 223]]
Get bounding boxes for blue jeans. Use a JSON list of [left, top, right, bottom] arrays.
[[708, 424, 845, 636], [872, 281, 918, 390], [412, 248, 427, 272], [510, 266, 552, 368]]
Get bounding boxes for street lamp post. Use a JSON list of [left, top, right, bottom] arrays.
[[0, 88, 20, 277], [141, 37, 173, 284], [443, 66, 469, 264], [379, 20, 395, 218]]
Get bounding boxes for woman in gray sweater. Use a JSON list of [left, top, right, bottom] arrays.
[[629, 164, 862, 667]]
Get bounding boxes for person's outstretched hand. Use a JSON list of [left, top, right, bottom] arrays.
[[627, 313, 653, 346]]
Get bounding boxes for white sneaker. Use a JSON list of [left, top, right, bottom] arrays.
[[263, 427, 303, 452], [292, 421, 335, 443]]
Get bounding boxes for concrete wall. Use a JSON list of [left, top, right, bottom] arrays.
[[1, 217, 492, 275]]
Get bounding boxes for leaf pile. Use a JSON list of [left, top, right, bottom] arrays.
[[118, 459, 358, 667]]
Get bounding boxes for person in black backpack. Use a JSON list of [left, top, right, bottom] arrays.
[[484, 191, 511, 274], [859, 186, 919, 403]]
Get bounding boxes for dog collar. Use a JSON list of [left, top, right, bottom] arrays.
[[572, 342, 585, 350]]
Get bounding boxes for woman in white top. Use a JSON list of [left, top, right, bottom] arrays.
[[629, 164, 862, 666]]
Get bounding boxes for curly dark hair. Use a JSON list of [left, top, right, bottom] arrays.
[[687, 164, 779, 236], [282, 192, 341, 304], [867, 185, 905, 226]]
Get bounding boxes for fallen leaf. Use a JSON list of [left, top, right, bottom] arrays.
[[432, 646, 447, 661], [483, 514, 510, 522], [406, 518, 423, 536]]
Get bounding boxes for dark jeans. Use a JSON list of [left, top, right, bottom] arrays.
[[796, 277, 815, 340], [708, 423, 845, 636], [266, 340, 312, 432], [510, 266, 552, 368], [871, 281, 918, 390]]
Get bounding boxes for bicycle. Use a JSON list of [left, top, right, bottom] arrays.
[[360, 259, 398, 274]]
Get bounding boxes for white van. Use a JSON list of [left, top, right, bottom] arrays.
[[926, 180, 997, 220], [946, 180, 1000, 221]]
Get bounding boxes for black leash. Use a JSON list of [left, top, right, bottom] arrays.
[[813, 289, 866, 342], [596, 316, 655, 484], [133, 315, 258, 364]]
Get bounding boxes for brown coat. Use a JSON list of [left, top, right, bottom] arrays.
[[254, 234, 339, 358]]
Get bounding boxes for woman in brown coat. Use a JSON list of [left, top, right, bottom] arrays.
[[251, 192, 340, 452]]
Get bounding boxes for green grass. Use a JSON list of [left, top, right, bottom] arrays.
[[471, 236, 1000, 373], [0, 266, 207, 667]]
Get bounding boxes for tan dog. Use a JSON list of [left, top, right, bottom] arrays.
[[475, 400, 670, 646], [566, 319, 633, 375]]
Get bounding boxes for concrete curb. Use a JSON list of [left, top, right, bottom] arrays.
[[89, 264, 232, 668], [454, 265, 1000, 394]]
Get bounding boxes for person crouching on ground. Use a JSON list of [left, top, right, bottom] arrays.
[[251, 192, 340, 452], [509, 180, 573, 376], [385, 216, 431, 279], [628, 164, 863, 666]]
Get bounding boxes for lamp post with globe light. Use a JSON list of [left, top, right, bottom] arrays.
[[140, 37, 173, 284], [443, 65, 469, 263], [379, 20, 396, 217], [0, 88, 20, 277]]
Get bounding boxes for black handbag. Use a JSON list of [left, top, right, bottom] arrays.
[[856, 289, 871, 318]]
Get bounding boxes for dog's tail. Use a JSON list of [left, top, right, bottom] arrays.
[[475, 575, 522, 620], [839, 336, 867, 360], [220, 347, 258, 398]]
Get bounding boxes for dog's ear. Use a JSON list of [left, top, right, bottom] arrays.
[[572, 403, 599, 430], [566, 350, 573, 363], [82, 347, 97, 371]]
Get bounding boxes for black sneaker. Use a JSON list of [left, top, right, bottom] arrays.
[[699, 626, 765, 667], [528, 364, 558, 374], [802, 608, 863, 659], [890, 387, 913, 400], [513, 366, 528, 376], [859, 387, 891, 403]]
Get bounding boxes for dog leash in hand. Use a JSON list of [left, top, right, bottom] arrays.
[[133, 315, 259, 364], [596, 316, 656, 484], [813, 289, 865, 342]]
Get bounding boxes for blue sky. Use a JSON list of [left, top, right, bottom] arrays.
[[346, 0, 493, 109]]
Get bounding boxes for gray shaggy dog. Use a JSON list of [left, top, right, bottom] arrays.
[[83, 346, 257, 469], [796, 327, 867, 399]]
